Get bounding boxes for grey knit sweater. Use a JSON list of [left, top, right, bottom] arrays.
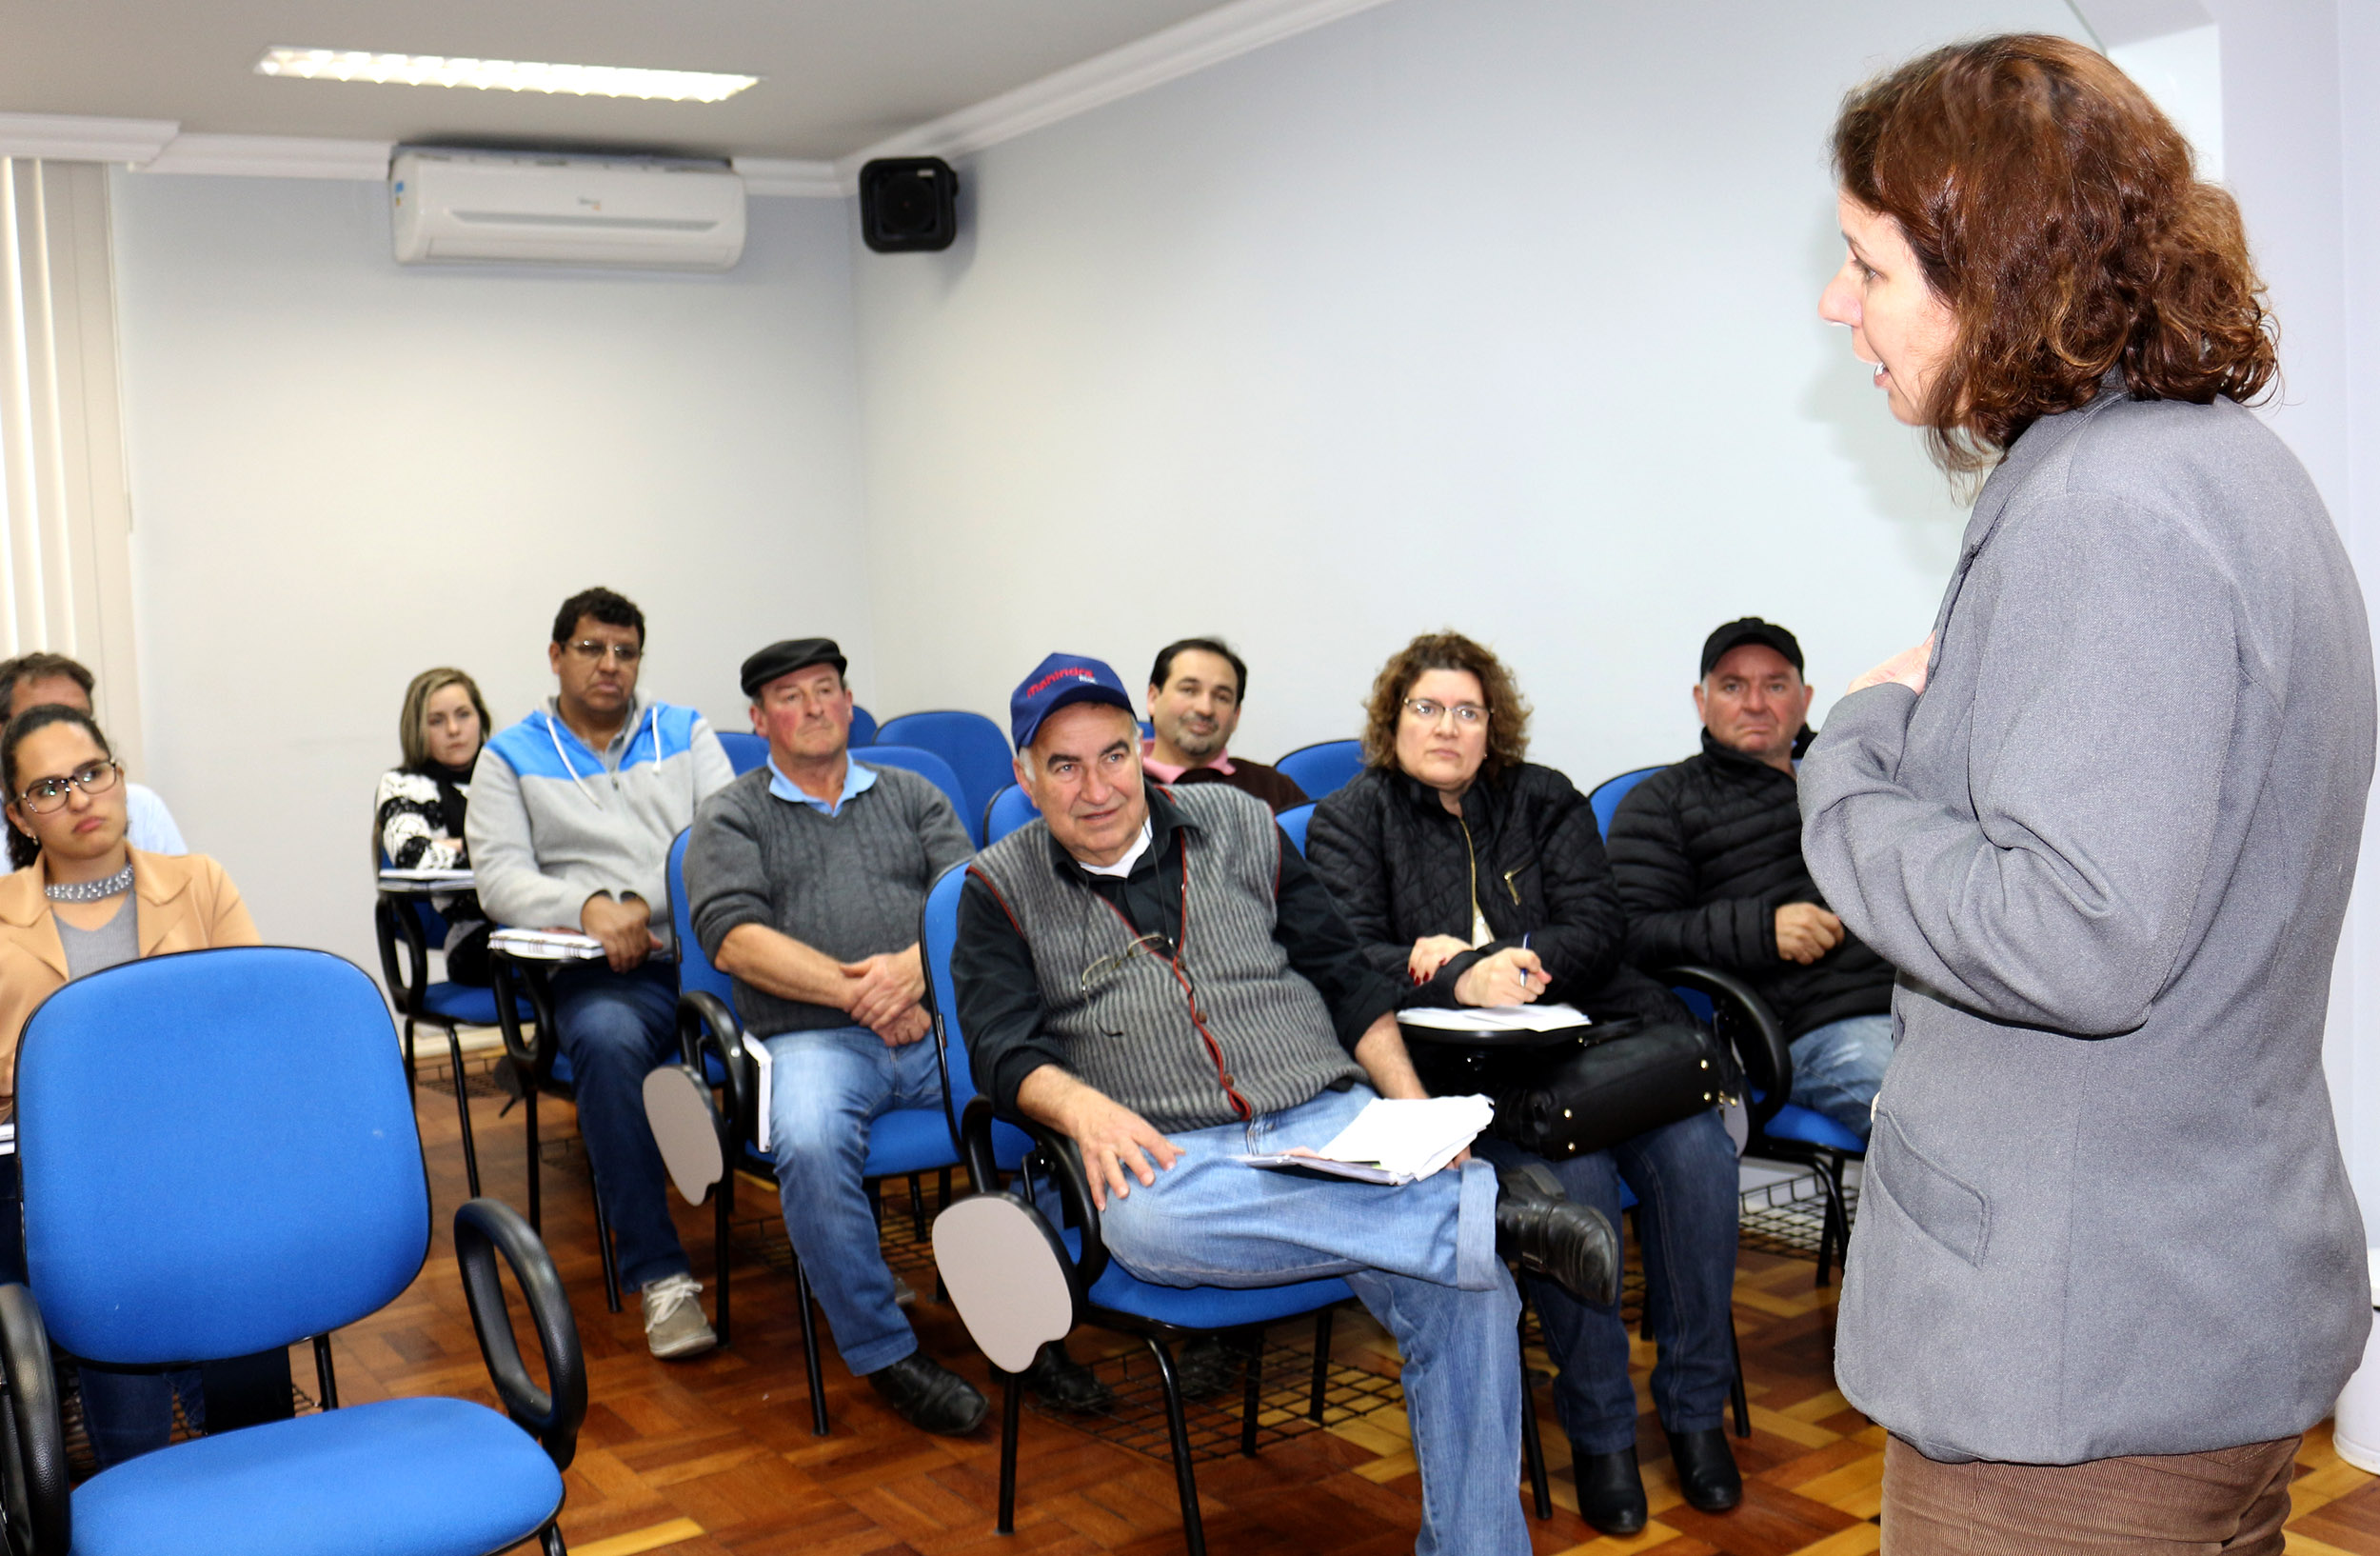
[[684, 761, 973, 1037]]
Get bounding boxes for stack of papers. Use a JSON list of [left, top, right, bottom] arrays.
[[1240, 1094, 1494, 1185], [1398, 1002, 1591, 1034], [378, 867, 476, 886], [487, 928, 608, 961]]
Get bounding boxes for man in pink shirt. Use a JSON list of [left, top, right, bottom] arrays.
[[1140, 637, 1307, 814]]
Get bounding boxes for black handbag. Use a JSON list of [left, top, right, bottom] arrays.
[[1406, 1016, 1732, 1161]]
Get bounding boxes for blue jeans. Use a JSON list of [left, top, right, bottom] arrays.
[[1478, 1107, 1740, 1455], [80, 1366, 202, 1468], [764, 1025, 945, 1376], [1098, 1086, 1528, 1556], [551, 960, 690, 1293], [1788, 1013, 1893, 1143]]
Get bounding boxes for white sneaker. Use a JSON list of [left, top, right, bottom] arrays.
[[641, 1273, 718, 1360]]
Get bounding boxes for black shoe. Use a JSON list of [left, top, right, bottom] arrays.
[[1494, 1163, 1619, 1307], [1021, 1343, 1112, 1413], [866, 1353, 988, 1437], [1572, 1444, 1648, 1536], [1667, 1426, 1743, 1513], [1171, 1333, 1240, 1402]]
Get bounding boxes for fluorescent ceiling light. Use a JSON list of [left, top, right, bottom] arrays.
[[254, 47, 758, 103]]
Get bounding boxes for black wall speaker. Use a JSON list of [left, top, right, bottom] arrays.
[[859, 157, 961, 252]]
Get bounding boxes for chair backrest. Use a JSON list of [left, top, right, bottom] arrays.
[[374, 844, 455, 948], [983, 783, 1040, 845], [715, 730, 769, 776], [1587, 765, 1664, 841], [1274, 739, 1365, 801], [667, 828, 738, 1004], [850, 705, 878, 748], [874, 711, 1014, 845], [863, 744, 980, 845], [1277, 802, 1316, 856], [18, 947, 430, 1365], [919, 861, 987, 1114]]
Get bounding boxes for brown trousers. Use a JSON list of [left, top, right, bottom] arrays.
[[1880, 1433, 2301, 1555]]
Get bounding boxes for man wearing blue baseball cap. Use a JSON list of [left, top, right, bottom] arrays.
[[952, 652, 1620, 1553]]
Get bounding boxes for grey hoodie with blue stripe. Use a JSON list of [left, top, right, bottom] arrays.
[[466, 697, 735, 950]]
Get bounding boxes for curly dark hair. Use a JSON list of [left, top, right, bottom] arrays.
[[1834, 33, 2276, 472], [1359, 631, 1531, 782]]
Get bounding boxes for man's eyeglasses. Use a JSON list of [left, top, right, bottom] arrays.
[[1403, 698, 1487, 728], [1080, 931, 1176, 993], [16, 760, 121, 814], [566, 640, 643, 665]]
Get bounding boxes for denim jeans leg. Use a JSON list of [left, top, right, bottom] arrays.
[[764, 1026, 928, 1377], [1787, 1014, 1893, 1143], [79, 1368, 171, 1467], [1610, 1108, 1740, 1435], [551, 961, 688, 1293]]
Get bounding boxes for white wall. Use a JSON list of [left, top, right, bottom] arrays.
[[109, 175, 871, 976], [850, 0, 2079, 781]]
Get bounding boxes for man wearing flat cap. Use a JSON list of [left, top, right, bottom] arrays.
[[684, 639, 1103, 1436], [1606, 618, 1895, 1140]]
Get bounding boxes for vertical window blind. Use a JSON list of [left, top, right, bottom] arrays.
[[0, 159, 141, 766]]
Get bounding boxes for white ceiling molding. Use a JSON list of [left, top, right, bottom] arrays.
[[0, 112, 178, 165], [833, 0, 1401, 186], [139, 134, 392, 181], [729, 157, 843, 198]]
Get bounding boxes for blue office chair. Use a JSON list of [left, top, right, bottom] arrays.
[[652, 831, 967, 1436], [0, 947, 585, 1556], [1274, 739, 1364, 801], [850, 706, 878, 748], [860, 743, 978, 844], [918, 864, 1034, 1175], [1275, 802, 1316, 856], [982, 784, 1039, 845], [714, 730, 768, 776], [1587, 764, 1865, 1285], [873, 712, 1013, 848]]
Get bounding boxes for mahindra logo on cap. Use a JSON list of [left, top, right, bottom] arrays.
[[1027, 668, 1096, 697]]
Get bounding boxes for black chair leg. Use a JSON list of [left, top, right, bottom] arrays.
[[997, 1368, 1023, 1534], [540, 1522, 567, 1555], [1308, 1307, 1334, 1424], [524, 1078, 543, 1234], [403, 1015, 418, 1092], [1145, 1337, 1207, 1556], [909, 1171, 927, 1241], [938, 1166, 952, 1210], [714, 1170, 734, 1348], [1517, 1293, 1550, 1520], [1730, 1321, 1751, 1438], [444, 1024, 481, 1199], [591, 1184, 622, 1315], [311, 1334, 339, 1410], [796, 1259, 828, 1436], [1812, 1156, 1849, 1287], [1239, 1330, 1261, 1458]]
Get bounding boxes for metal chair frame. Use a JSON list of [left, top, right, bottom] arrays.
[[488, 950, 625, 1315], [373, 888, 487, 1196]]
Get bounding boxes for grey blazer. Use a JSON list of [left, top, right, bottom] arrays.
[[1801, 385, 2375, 1464]]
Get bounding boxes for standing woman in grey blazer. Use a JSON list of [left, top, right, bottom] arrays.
[[1800, 34, 2374, 1554]]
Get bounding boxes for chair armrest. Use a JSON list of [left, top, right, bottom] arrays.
[[487, 950, 558, 1078], [1659, 963, 1791, 1128], [675, 991, 753, 1147], [453, 1199, 586, 1471], [373, 894, 430, 1016], [960, 1096, 1107, 1290], [0, 1285, 69, 1556]]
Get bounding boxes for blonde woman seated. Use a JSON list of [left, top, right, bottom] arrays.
[[374, 668, 494, 985], [0, 704, 263, 1467]]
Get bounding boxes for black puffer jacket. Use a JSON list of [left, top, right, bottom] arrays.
[[1606, 732, 1894, 1038], [1307, 762, 1687, 1025]]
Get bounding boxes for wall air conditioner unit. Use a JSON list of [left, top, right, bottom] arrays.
[[390, 150, 745, 271]]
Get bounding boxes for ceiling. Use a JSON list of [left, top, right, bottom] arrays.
[[0, 1, 1242, 162]]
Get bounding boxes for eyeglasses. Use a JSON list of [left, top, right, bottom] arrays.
[[1403, 698, 1487, 728], [1079, 931, 1176, 993], [566, 640, 643, 665], [16, 760, 121, 814]]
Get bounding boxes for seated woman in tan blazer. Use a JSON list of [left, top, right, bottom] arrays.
[[0, 703, 259, 1468]]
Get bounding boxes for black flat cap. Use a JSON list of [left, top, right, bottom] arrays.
[[1699, 618, 1804, 679], [741, 637, 847, 698]]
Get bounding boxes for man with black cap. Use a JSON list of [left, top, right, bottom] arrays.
[[1605, 618, 1895, 1139], [952, 652, 1621, 1553], [684, 639, 1102, 1436]]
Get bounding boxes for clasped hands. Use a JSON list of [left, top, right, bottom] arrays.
[[842, 949, 930, 1047]]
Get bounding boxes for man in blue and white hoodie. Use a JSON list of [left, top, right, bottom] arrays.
[[467, 587, 736, 1359]]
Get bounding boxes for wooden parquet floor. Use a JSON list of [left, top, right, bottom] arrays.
[[315, 1064, 2380, 1556]]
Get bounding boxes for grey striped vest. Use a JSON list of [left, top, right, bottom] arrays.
[[969, 786, 1365, 1133]]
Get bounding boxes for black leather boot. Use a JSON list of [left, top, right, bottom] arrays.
[[1021, 1343, 1112, 1412], [1667, 1426, 1744, 1513], [1494, 1162, 1619, 1306], [1572, 1443, 1648, 1536], [866, 1353, 988, 1436]]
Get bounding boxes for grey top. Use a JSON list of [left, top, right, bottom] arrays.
[[1801, 383, 2375, 1464], [57, 894, 138, 982], [684, 760, 972, 1037]]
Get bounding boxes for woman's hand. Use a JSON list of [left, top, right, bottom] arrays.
[[1848, 633, 1935, 696], [1455, 947, 1550, 1007], [1408, 934, 1470, 983]]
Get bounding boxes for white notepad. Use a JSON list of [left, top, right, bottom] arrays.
[[1398, 1002, 1591, 1034], [1239, 1094, 1493, 1186], [486, 928, 608, 961]]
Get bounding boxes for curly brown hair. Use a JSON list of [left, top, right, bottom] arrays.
[[1359, 631, 1531, 781], [1834, 33, 2276, 472]]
